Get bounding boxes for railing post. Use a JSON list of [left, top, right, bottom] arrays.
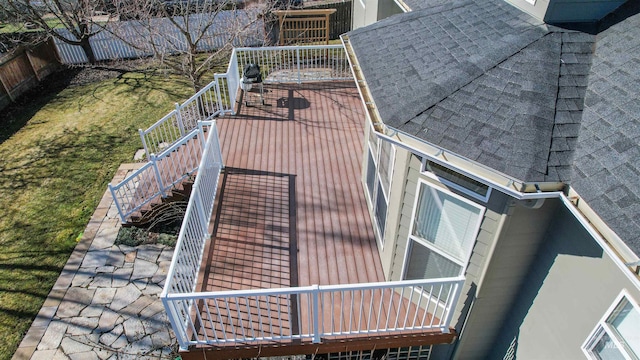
[[108, 184, 127, 224], [213, 123, 224, 168], [197, 121, 207, 149], [138, 129, 150, 159], [214, 77, 224, 113], [162, 297, 190, 351], [175, 103, 185, 136], [150, 154, 166, 197], [296, 47, 301, 84], [312, 285, 321, 343], [441, 280, 464, 333]]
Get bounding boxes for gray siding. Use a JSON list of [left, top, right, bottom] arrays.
[[377, 0, 404, 21], [488, 205, 640, 359], [387, 154, 510, 359], [449, 198, 561, 360]]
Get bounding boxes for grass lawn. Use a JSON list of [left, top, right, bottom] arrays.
[[0, 64, 193, 359]]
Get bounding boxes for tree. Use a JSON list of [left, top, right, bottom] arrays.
[[0, 0, 112, 63], [109, 0, 282, 90]]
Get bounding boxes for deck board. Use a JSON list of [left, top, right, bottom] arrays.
[[205, 82, 384, 290]]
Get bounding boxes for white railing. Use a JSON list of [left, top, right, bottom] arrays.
[[162, 276, 464, 350], [139, 80, 228, 157], [162, 120, 224, 344], [109, 125, 208, 222], [233, 45, 352, 84]]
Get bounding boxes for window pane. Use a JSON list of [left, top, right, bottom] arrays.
[[378, 140, 393, 194], [368, 126, 378, 154], [593, 331, 626, 360], [375, 182, 388, 238], [412, 184, 482, 261], [405, 240, 462, 280], [608, 299, 640, 358], [366, 150, 376, 200]]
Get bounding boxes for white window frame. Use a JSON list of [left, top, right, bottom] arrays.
[[401, 179, 485, 280], [421, 158, 492, 203], [365, 125, 395, 248], [582, 290, 640, 360]]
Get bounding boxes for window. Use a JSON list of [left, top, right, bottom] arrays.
[[422, 160, 491, 202], [583, 291, 640, 360], [365, 126, 394, 246], [403, 181, 484, 280]]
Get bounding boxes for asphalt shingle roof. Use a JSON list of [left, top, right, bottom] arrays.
[[571, 0, 640, 256], [348, 0, 640, 256]]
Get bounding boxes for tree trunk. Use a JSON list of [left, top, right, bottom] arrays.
[[79, 37, 97, 64]]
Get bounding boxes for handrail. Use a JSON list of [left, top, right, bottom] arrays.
[[163, 276, 465, 349]]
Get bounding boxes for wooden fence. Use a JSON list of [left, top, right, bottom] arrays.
[[304, 0, 351, 39], [0, 39, 59, 111]]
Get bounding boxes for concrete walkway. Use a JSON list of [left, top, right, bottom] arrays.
[[13, 164, 178, 360]]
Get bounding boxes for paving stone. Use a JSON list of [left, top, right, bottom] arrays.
[[150, 329, 172, 348], [70, 271, 94, 287], [98, 308, 121, 333], [81, 250, 109, 268], [90, 226, 119, 250], [89, 272, 112, 289], [96, 265, 115, 273], [37, 320, 67, 350], [122, 295, 155, 316], [93, 347, 111, 360], [69, 351, 99, 360], [139, 299, 164, 319], [31, 306, 57, 328], [80, 304, 105, 318], [57, 288, 95, 318], [66, 316, 99, 335], [61, 336, 94, 354], [111, 333, 128, 349], [123, 316, 145, 342], [111, 268, 133, 288], [93, 288, 116, 305], [104, 250, 126, 267], [141, 283, 163, 297], [136, 245, 163, 262], [124, 334, 155, 357], [52, 348, 69, 360], [110, 283, 141, 311], [131, 258, 158, 280], [31, 349, 58, 360], [98, 323, 122, 347], [132, 278, 148, 291]]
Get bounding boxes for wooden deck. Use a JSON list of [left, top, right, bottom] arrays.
[[185, 83, 457, 358], [203, 82, 384, 291]]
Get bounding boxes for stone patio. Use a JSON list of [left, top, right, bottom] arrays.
[[12, 164, 178, 360]]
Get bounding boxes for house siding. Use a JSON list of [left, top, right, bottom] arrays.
[[487, 204, 640, 360], [385, 154, 511, 354], [439, 197, 561, 360]]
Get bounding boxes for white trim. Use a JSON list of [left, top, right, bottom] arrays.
[[421, 158, 493, 203], [401, 179, 486, 280], [524, 0, 536, 5], [582, 289, 640, 360]]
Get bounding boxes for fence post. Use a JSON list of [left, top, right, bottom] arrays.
[[175, 103, 185, 136], [150, 154, 167, 197], [138, 129, 150, 158], [296, 47, 301, 84], [108, 184, 127, 224], [312, 285, 321, 343], [162, 297, 190, 351]]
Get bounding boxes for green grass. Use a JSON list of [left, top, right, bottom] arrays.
[[0, 67, 193, 359]]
